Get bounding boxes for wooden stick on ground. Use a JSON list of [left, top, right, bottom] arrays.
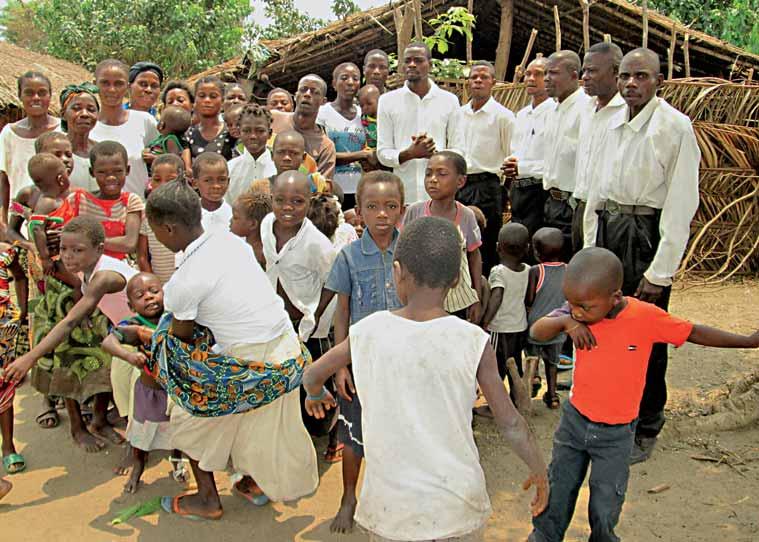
[[506, 356, 539, 416], [513, 28, 538, 83], [495, 0, 515, 81], [554, 5, 562, 52]]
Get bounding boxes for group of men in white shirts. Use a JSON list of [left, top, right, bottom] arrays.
[[375, 41, 700, 464]]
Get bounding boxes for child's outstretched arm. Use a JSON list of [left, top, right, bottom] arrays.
[[477, 342, 549, 517], [687, 325, 759, 349], [302, 337, 353, 419], [2, 270, 127, 383], [102, 333, 147, 369]]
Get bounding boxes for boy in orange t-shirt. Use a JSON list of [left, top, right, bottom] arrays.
[[528, 247, 759, 542]]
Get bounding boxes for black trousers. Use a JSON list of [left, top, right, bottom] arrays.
[[596, 209, 670, 439], [571, 199, 586, 255], [510, 181, 547, 241], [457, 172, 503, 274], [544, 196, 573, 263]]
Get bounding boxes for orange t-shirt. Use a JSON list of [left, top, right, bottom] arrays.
[[559, 297, 693, 424]]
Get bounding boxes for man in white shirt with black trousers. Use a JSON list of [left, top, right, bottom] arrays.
[[583, 48, 700, 464], [377, 42, 460, 204], [453, 60, 515, 273]]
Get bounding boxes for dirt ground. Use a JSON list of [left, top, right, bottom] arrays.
[[2, 279, 758, 542]]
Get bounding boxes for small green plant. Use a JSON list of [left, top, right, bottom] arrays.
[[423, 7, 475, 55]]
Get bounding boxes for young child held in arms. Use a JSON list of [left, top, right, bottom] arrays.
[[138, 154, 184, 284], [3, 217, 137, 451], [230, 188, 272, 269], [227, 104, 276, 204], [403, 151, 483, 324], [223, 103, 244, 157], [261, 171, 336, 343], [526, 227, 567, 410], [528, 247, 759, 542], [481, 222, 531, 407], [358, 85, 380, 151], [304, 217, 549, 542], [316, 170, 404, 532], [146, 105, 191, 158], [69, 141, 143, 261], [193, 152, 232, 235], [102, 272, 185, 494]]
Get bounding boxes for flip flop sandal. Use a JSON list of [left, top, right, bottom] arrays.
[[2, 453, 25, 474], [324, 443, 344, 463], [35, 409, 59, 429], [558, 354, 574, 371], [160, 493, 223, 521], [233, 482, 269, 506], [542, 393, 560, 410]]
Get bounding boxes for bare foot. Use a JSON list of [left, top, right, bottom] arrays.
[[114, 444, 133, 476], [124, 462, 144, 494], [0, 478, 11, 501], [71, 427, 106, 453], [330, 494, 357, 533], [176, 492, 222, 517], [89, 422, 125, 445]]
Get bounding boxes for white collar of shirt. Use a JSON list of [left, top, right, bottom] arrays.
[[555, 86, 585, 113], [462, 96, 499, 116], [241, 147, 273, 165], [527, 98, 556, 116], [595, 92, 626, 113], [401, 79, 444, 101], [609, 96, 660, 132]]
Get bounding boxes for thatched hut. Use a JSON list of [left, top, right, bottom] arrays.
[[0, 41, 94, 129], [189, 0, 759, 97]]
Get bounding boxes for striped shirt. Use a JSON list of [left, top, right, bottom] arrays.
[[140, 217, 176, 284]]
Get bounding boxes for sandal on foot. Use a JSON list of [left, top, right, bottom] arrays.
[[36, 409, 59, 429], [324, 443, 344, 463], [542, 393, 560, 410], [2, 453, 25, 474], [233, 482, 269, 506], [160, 494, 223, 521]]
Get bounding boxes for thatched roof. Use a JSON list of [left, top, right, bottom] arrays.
[[0, 42, 93, 116], [190, 0, 759, 94]]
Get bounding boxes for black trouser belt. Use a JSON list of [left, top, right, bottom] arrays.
[[601, 200, 657, 216], [549, 188, 571, 201], [512, 177, 542, 189]]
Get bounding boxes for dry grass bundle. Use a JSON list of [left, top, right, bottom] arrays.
[[694, 123, 759, 169], [659, 79, 759, 127]]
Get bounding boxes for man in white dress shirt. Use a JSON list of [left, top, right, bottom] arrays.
[[453, 61, 515, 273], [571, 42, 626, 252], [542, 51, 590, 261], [502, 57, 553, 243], [377, 42, 460, 203], [583, 48, 700, 463]]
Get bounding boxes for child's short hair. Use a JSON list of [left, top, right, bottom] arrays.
[[94, 58, 129, 78], [533, 227, 564, 261], [468, 205, 487, 230], [236, 189, 272, 225], [161, 105, 192, 134], [34, 131, 69, 154], [90, 140, 128, 169], [498, 222, 529, 255], [192, 152, 228, 179], [161, 80, 194, 105], [433, 150, 467, 176], [356, 170, 405, 207], [272, 130, 305, 151], [194, 76, 224, 96], [358, 84, 380, 102], [566, 247, 624, 295], [395, 216, 461, 289], [153, 153, 185, 176], [63, 215, 105, 247], [238, 103, 272, 129], [308, 194, 339, 239], [28, 153, 63, 184], [146, 179, 201, 229]]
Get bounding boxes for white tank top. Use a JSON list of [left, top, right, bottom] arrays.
[[349, 311, 492, 540]]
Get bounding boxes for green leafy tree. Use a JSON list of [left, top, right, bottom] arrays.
[[0, 0, 252, 77], [332, 0, 360, 19], [252, 0, 326, 40]]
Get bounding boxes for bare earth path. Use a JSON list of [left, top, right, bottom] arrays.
[[2, 280, 758, 541]]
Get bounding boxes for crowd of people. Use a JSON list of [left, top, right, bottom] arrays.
[[0, 40, 757, 542]]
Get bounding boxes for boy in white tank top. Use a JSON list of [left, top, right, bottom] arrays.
[[303, 216, 548, 542]]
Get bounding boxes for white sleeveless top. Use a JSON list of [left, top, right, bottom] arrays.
[[80, 255, 138, 324], [350, 311, 492, 540]]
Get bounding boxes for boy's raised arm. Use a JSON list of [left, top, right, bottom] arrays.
[[477, 343, 549, 517], [687, 325, 759, 349]]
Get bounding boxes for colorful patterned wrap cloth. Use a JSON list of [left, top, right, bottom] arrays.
[[147, 312, 310, 417]]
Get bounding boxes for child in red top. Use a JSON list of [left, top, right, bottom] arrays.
[[528, 247, 759, 542]]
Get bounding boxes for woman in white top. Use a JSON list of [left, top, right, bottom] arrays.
[[59, 84, 99, 191], [0, 71, 60, 221], [91, 59, 159, 199], [317, 62, 370, 210]]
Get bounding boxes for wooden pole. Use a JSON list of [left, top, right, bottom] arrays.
[[667, 25, 676, 80], [413, 0, 423, 41], [466, 0, 474, 65], [513, 28, 538, 82], [683, 33, 691, 77], [394, 5, 415, 59], [554, 5, 561, 52], [580, 0, 589, 52], [495, 0, 514, 81], [604, 33, 611, 43], [642, 0, 649, 48]]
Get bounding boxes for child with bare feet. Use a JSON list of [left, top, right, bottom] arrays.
[[102, 272, 185, 493], [3, 216, 137, 452], [526, 227, 567, 409], [230, 188, 272, 268], [304, 216, 549, 540]]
